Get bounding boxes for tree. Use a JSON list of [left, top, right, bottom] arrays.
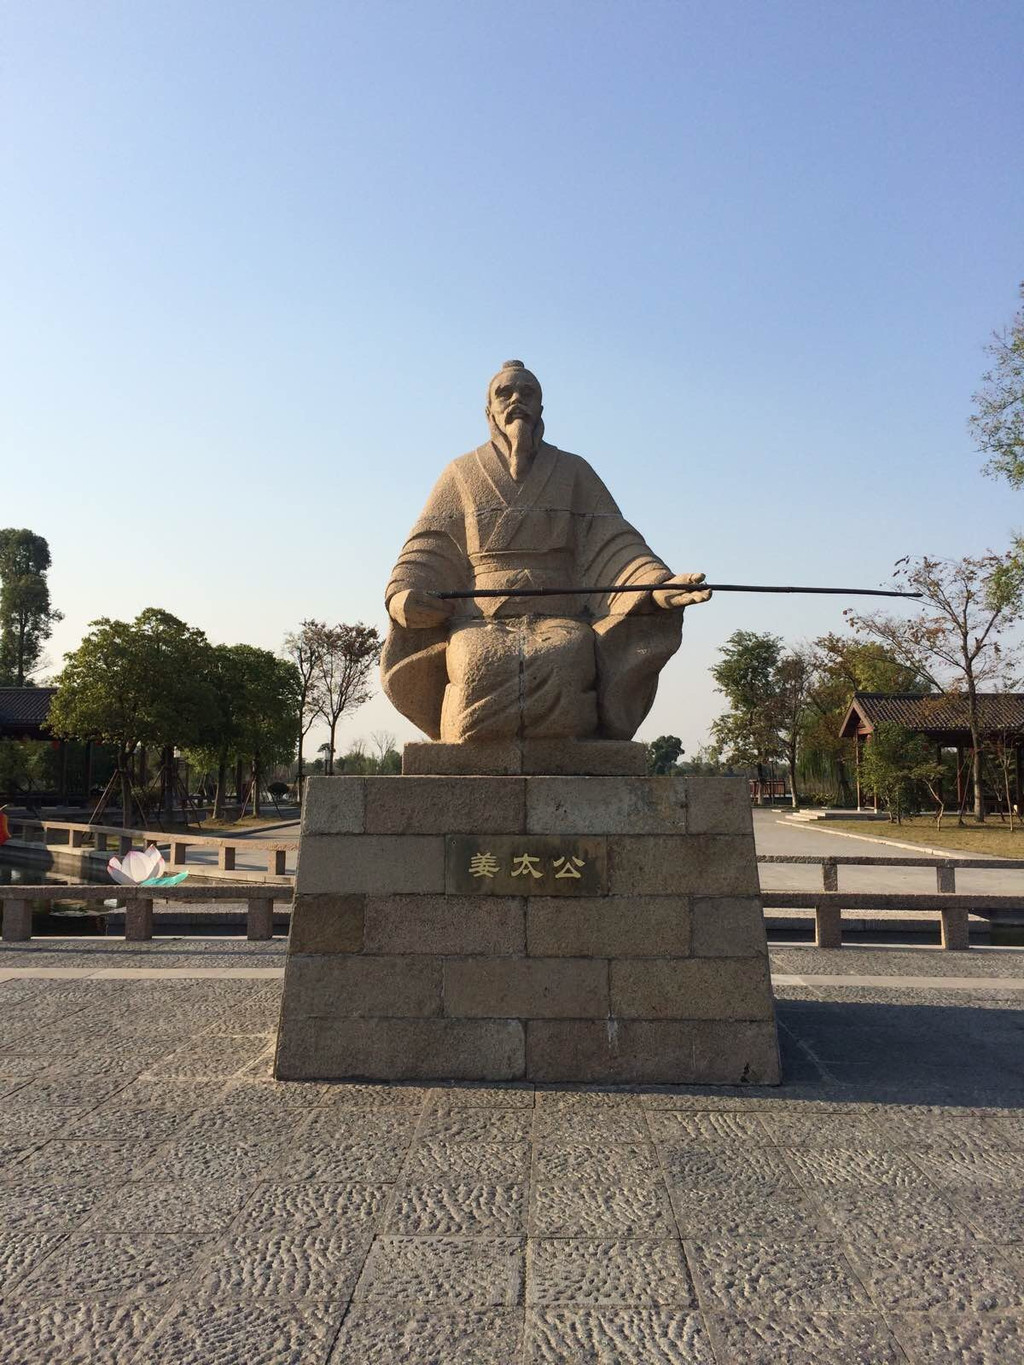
[[971, 282, 1024, 488], [369, 730, 401, 774], [227, 648, 300, 817], [859, 723, 944, 825], [683, 743, 730, 776], [800, 633, 933, 805], [46, 608, 214, 826], [710, 632, 791, 802], [846, 553, 1024, 822], [189, 645, 299, 819], [0, 529, 63, 686], [307, 622, 382, 774], [775, 651, 814, 808], [984, 729, 1020, 832], [646, 735, 684, 775], [282, 620, 326, 799]]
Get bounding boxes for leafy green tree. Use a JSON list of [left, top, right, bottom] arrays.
[[971, 282, 1024, 488], [0, 740, 59, 796], [228, 647, 299, 817], [775, 650, 814, 808], [190, 644, 299, 818], [0, 529, 63, 685], [46, 609, 214, 826], [710, 632, 788, 802], [847, 553, 1024, 822], [682, 743, 729, 775], [646, 735, 684, 775], [859, 723, 944, 825], [801, 634, 933, 805]]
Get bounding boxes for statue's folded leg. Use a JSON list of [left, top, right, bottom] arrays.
[[440, 617, 598, 742]]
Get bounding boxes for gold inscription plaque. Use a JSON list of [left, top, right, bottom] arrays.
[[447, 836, 607, 895]]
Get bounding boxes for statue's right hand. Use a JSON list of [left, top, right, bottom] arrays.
[[388, 589, 455, 629]]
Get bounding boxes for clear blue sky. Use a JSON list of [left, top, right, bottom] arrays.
[[3, 1, 1022, 757]]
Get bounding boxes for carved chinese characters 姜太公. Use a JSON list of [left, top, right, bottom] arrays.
[[446, 835, 606, 895]]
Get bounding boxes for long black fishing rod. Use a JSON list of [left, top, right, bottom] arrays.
[[435, 583, 923, 600]]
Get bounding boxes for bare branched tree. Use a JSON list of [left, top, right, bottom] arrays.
[[370, 730, 396, 766], [282, 620, 328, 798], [307, 622, 382, 775], [846, 553, 1024, 823]]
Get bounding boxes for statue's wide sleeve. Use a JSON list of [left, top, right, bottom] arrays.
[[573, 459, 673, 616], [385, 467, 470, 604], [380, 465, 469, 740], [571, 457, 684, 738]]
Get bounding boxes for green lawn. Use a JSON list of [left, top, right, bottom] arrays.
[[826, 815, 1024, 858]]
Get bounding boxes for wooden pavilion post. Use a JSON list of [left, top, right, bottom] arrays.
[[854, 735, 862, 811]]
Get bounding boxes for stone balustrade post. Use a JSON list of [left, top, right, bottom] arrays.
[[70, 829, 85, 848], [171, 841, 188, 865], [814, 900, 843, 949], [95, 832, 108, 852], [219, 845, 236, 871], [940, 905, 970, 951], [119, 835, 133, 856], [821, 859, 838, 892], [268, 848, 286, 876], [247, 897, 274, 940], [937, 863, 956, 894], [2, 899, 32, 942], [125, 898, 154, 941]]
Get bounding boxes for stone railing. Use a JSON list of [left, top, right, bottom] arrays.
[[0, 884, 292, 942], [758, 853, 1024, 950], [1, 817, 296, 878]]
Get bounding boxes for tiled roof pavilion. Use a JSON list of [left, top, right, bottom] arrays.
[[840, 691, 1024, 744], [0, 687, 56, 740]]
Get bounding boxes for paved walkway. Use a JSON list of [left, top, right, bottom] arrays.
[[1, 939, 1023, 1363], [754, 810, 1024, 898]]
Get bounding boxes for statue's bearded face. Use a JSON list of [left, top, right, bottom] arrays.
[[487, 369, 543, 440]]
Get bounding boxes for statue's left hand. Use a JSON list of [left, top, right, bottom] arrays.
[[653, 572, 713, 611]]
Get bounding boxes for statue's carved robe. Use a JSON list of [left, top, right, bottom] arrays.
[[381, 440, 683, 742]]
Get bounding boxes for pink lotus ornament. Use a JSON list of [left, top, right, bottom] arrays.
[[107, 844, 188, 887]]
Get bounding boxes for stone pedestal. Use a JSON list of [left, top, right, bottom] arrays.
[[402, 740, 648, 776], [274, 773, 780, 1084]]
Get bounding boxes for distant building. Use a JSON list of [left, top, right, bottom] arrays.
[[0, 686, 56, 741], [0, 687, 95, 801], [839, 691, 1024, 811]]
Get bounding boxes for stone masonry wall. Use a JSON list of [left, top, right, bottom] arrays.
[[274, 775, 780, 1085]]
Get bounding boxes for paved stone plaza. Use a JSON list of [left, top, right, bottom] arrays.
[[1, 938, 1024, 1362]]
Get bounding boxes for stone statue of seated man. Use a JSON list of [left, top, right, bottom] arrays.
[[381, 361, 711, 744]]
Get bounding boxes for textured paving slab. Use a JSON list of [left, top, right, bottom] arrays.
[[0, 1299, 161, 1365], [524, 1308, 716, 1363], [706, 1311, 906, 1364], [330, 1307, 524, 1364], [0, 937, 1021, 1361]]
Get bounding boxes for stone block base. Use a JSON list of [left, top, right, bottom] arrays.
[[275, 774, 780, 1084], [402, 739, 647, 776]]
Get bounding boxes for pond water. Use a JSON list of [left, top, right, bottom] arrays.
[[2, 854, 143, 934], [0, 855, 109, 887]]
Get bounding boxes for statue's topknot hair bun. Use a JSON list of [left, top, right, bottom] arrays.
[[500, 359, 525, 370]]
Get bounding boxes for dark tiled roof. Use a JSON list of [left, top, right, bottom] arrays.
[[0, 687, 55, 728], [846, 692, 1024, 737]]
